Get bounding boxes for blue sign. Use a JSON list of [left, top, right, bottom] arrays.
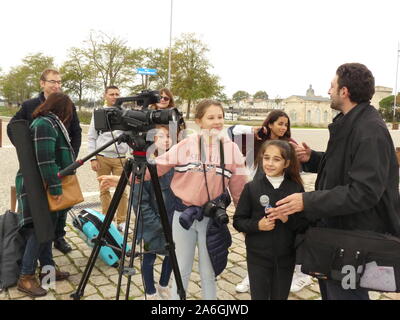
[[136, 68, 157, 76]]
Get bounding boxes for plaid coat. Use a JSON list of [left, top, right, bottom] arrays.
[[16, 114, 75, 227]]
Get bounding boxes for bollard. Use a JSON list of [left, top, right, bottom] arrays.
[[11, 186, 16, 212], [0, 118, 2, 148]]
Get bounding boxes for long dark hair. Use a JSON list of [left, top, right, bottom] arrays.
[[32, 92, 73, 126], [251, 110, 291, 162], [257, 140, 303, 186]]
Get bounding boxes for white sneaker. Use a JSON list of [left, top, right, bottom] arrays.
[[290, 273, 313, 293], [144, 292, 159, 300], [157, 284, 171, 300], [235, 275, 250, 293]]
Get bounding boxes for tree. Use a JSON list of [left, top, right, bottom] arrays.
[[379, 95, 400, 122], [22, 53, 55, 93], [172, 33, 223, 119], [253, 90, 269, 100], [0, 53, 54, 105], [232, 90, 250, 103], [83, 31, 143, 90], [129, 48, 168, 93], [60, 48, 97, 110]]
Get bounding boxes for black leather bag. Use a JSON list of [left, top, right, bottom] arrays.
[[295, 227, 400, 292], [0, 210, 25, 290]]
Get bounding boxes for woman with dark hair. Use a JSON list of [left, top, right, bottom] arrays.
[[16, 92, 74, 297], [228, 110, 296, 181]]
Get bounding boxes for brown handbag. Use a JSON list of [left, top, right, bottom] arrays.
[[47, 174, 84, 211]]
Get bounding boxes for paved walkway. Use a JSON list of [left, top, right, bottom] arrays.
[[1, 118, 399, 301]]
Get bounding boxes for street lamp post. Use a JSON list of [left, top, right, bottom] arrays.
[[167, 0, 173, 90]]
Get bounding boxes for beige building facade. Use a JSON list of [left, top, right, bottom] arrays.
[[225, 85, 393, 127]]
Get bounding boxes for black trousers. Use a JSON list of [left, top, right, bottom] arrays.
[[248, 260, 295, 300]]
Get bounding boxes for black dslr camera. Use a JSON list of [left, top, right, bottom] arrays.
[[202, 194, 231, 225]]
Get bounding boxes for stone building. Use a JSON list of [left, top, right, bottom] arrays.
[[371, 86, 393, 109], [282, 85, 335, 127], [223, 85, 393, 126], [282, 85, 393, 126]]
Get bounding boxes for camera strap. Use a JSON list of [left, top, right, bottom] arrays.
[[199, 135, 226, 203]]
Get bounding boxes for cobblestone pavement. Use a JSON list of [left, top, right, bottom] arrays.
[[1, 118, 400, 301]]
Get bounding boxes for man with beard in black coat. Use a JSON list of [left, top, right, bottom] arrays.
[[267, 63, 400, 300], [7, 68, 82, 254]]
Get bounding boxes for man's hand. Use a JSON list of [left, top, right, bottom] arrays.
[[291, 142, 312, 163], [258, 216, 276, 231], [267, 193, 304, 217], [268, 212, 288, 223], [90, 160, 100, 172]]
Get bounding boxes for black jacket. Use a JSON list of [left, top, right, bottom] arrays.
[[7, 92, 82, 157], [302, 102, 400, 236], [233, 175, 308, 266]]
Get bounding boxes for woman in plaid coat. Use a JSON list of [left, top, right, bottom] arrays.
[[16, 92, 74, 297]]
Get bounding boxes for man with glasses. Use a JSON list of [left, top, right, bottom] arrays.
[[7, 68, 82, 254], [88, 86, 129, 232]]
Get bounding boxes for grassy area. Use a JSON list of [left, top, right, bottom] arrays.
[[0, 105, 18, 117], [0, 106, 93, 124], [224, 119, 327, 129]]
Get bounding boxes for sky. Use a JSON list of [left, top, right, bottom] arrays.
[[0, 0, 399, 99]]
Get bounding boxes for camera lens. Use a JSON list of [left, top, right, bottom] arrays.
[[150, 109, 179, 125], [214, 208, 229, 224]]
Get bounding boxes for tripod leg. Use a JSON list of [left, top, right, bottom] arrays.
[[147, 163, 186, 300], [71, 158, 133, 300], [123, 161, 148, 300]]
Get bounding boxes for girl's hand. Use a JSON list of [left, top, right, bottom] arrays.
[[258, 216, 275, 231], [253, 126, 266, 140], [97, 175, 120, 191]]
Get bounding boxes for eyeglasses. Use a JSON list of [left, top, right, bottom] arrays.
[[160, 96, 170, 102], [44, 80, 62, 85]]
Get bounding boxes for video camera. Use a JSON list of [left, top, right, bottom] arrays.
[[93, 90, 181, 133]]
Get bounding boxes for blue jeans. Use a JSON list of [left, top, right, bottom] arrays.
[[319, 279, 370, 300], [20, 228, 55, 275], [142, 253, 172, 295], [170, 211, 216, 300]]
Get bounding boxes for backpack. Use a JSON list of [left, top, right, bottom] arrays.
[[0, 210, 25, 290]]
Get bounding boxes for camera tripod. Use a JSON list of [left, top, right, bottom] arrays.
[[62, 132, 186, 300]]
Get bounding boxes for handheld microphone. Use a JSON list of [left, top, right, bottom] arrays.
[[259, 195, 272, 216]]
